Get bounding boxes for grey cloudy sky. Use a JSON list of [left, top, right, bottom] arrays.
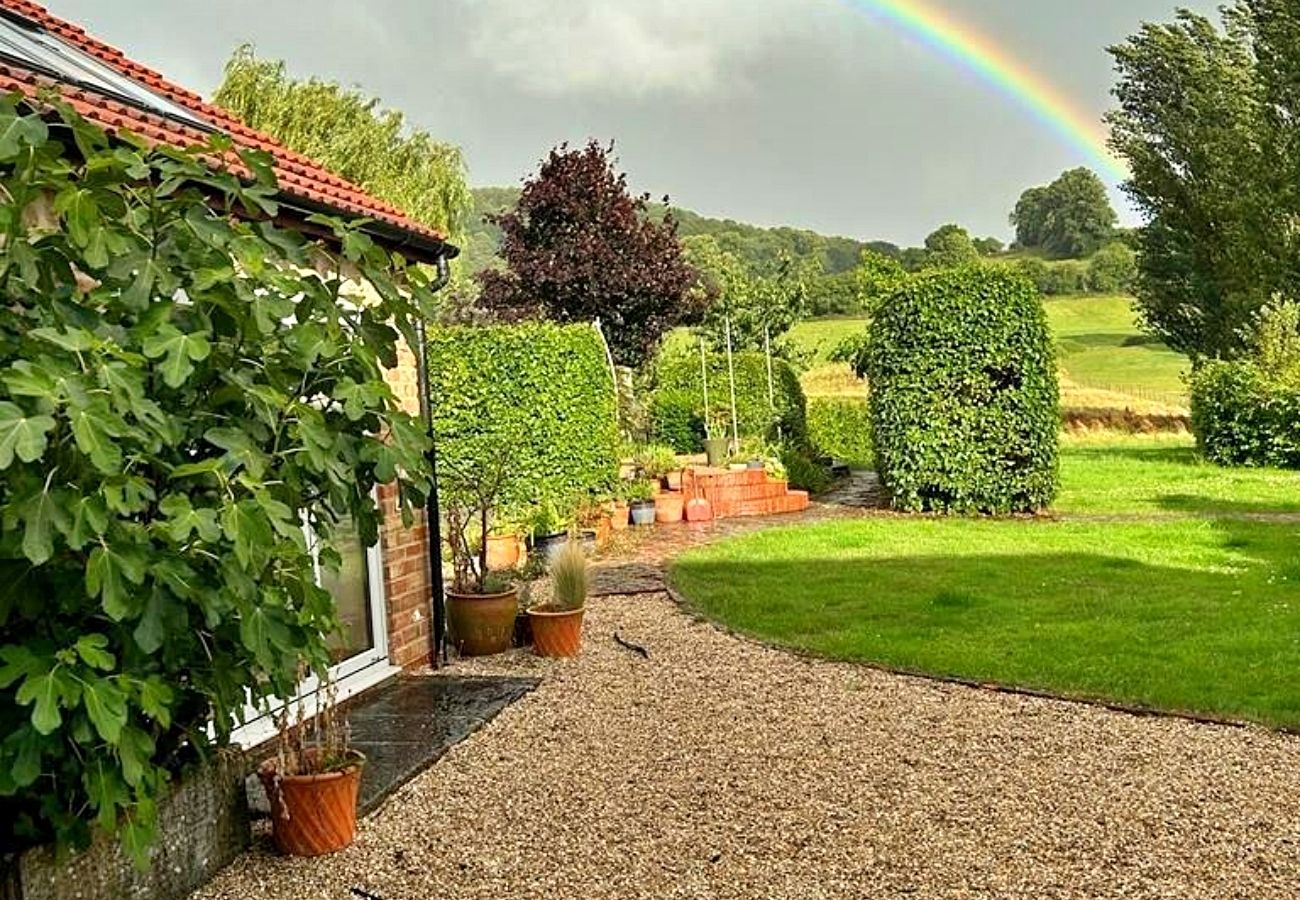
[[44, 0, 1219, 246]]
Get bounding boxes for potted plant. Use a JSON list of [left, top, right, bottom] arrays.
[[610, 482, 632, 532], [528, 539, 588, 657], [703, 411, 731, 468], [258, 672, 364, 857], [574, 494, 610, 549], [485, 511, 527, 571], [628, 479, 656, 526], [528, 497, 572, 564], [634, 443, 682, 491], [442, 452, 519, 657]]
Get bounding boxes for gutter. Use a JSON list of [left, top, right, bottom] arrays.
[[415, 253, 452, 667]]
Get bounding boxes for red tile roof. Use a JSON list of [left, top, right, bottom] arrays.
[[0, 0, 450, 255]]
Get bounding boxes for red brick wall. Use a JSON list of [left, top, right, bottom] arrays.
[[378, 339, 435, 670]]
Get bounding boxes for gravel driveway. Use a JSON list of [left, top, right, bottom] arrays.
[[195, 589, 1300, 900]]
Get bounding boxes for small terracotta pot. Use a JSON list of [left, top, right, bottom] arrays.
[[664, 470, 684, 492], [528, 605, 585, 657], [595, 514, 613, 546], [485, 533, 525, 570], [654, 492, 684, 523], [446, 587, 519, 656], [258, 750, 365, 857], [610, 501, 631, 531]]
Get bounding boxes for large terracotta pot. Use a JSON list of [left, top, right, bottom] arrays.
[[654, 492, 684, 524], [610, 501, 631, 531], [485, 533, 525, 570], [446, 587, 519, 656], [258, 750, 365, 857], [528, 606, 586, 658]]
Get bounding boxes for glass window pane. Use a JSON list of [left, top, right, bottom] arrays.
[[318, 517, 375, 663]]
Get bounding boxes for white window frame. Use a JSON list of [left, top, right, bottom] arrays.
[[230, 501, 399, 749]]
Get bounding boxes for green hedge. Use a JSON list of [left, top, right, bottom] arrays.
[[426, 323, 619, 509], [807, 397, 873, 467], [1191, 361, 1300, 467], [650, 351, 807, 452], [866, 266, 1059, 513]]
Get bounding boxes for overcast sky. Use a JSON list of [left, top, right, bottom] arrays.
[[45, 0, 1219, 246]]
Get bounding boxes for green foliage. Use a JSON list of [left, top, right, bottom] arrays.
[[867, 266, 1060, 513], [807, 398, 874, 468], [215, 45, 472, 241], [779, 445, 833, 494], [426, 323, 619, 518], [1010, 168, 1117, 258], [1087, 242, 1138, 294], [650, 352, 807, 452], [922, 223, 979, 269], [0, 100, 433, 859], [684, 235, 809, 355], [1108, 2, 1298, 359], [1190, 301, 1300, 467], [631, 444, 680, 481]]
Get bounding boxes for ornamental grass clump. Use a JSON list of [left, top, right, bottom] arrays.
[[548, 540, 589, 612]]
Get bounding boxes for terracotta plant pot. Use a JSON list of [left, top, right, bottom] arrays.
[[528, 605, 585, 657], [446, 587, 519, 656], [654, 492, 685, 523], [610, 501, 631, 531], [664, 470, 684, 492], [258, 750, 365, 857], [485, 533, 525, 571]]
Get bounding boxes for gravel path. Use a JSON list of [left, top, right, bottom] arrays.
[[195, 590, 1300, 900]]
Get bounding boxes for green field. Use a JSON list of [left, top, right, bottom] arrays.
[[671, 436, 1300, 728]]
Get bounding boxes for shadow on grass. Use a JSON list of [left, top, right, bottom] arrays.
[[672, 534, 1300, 729], [1065, 444, 1198, 465], [1157, 494, 1300, 519]]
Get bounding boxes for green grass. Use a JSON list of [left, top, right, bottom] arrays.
[[788, 316, 868, 363], [670, 436, 1300, 728], [1045, 295, 1188, 398]]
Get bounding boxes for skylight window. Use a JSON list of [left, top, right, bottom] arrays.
[[0, 13, 210, 131]]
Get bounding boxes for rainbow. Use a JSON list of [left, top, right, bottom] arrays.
[[840, 0, 1128, 181]]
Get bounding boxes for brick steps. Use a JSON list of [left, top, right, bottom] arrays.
[[680, 467, 810, 520]]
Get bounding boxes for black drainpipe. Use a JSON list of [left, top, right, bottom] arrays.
[[415, 253, 452, 668]]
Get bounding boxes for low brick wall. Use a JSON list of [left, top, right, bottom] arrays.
[[6, 757, 249, 900]]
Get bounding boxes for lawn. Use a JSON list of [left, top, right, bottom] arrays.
[[670, 436, 1300, 728]]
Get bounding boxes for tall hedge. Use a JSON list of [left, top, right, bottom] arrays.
[[1191, 361, 1300, 467], [650, 351, 806, 451], [426, 324, 619, 510], [807, 397, 873, 467], [867, 266, 1059, 513]]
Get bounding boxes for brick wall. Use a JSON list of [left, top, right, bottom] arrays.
[[378, 338, 435, 670]]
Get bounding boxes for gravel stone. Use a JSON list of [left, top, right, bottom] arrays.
[[193, 590, 1300, 899]]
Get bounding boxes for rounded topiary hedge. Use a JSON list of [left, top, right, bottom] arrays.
[[650, 351, 807, 452], [1191, 361, 1300, 468], [426, 323, 619, 510], [866, 266, 1059, 513]]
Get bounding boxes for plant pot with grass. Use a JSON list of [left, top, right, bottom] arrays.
[[527, 497, 573, 566], [529, 540, 588, 657], [442, 453, 519, 657], [634, 443, 681, 492], [258, 670, 364, 857], [703, 411, 732, 468], [627, 479, 656, 526]]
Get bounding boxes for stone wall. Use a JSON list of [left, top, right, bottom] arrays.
[[8, 758, 248, 900]]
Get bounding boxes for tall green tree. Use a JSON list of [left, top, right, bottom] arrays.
[[923, 224, 979, 269], [1108, 2, 1294, 359], [1010, 168, 1117, 258], [215, 45, 472, 241], [683, 235, 808, 356]]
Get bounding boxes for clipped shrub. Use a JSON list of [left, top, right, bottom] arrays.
[[867, 266, 1060, 513], [807, 397, 874, 467], [780, 444, 833, 494], [650, 351, 807, 452], [426, 323, 619, 512]]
